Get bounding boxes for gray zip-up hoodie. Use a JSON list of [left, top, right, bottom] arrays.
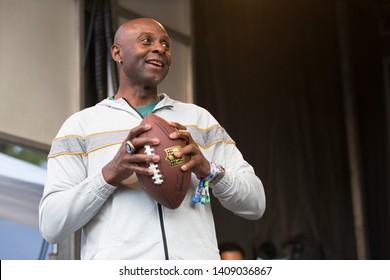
[[39, 94, 265, 259]]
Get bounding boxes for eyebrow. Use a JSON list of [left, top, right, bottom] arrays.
[[138, 32, 171, 42]]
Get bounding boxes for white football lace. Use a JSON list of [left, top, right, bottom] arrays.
[[144, 145, 164, 185]]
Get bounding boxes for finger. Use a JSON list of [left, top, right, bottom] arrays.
[[173, 141, 200, 158], [124, 124, 160, 152], [126, 153, 160, 165], [169, 129, 192, 144], [178, 153, 202, 173], [126, 124, 152, 141], [131, 136, 160, 150], [126, 163, 156, 176], [122, 153, 160, 176], [169, 121, 187, 131]]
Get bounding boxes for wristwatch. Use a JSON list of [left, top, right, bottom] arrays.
[[210, 163, 225, 185]]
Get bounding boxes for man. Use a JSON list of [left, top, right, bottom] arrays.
[[39, 18, 265, 260]]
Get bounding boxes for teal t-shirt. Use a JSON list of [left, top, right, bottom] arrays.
[[109, 95, 161, 117], [135, 99, 160, 117]]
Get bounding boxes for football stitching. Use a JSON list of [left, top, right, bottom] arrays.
[[144, 145, 164, 185]]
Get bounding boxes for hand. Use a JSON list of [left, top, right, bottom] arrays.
[[168, 122, 211, 178], [102, 123, 160, 186]]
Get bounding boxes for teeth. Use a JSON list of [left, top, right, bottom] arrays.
[[147, 60, 163, 67]]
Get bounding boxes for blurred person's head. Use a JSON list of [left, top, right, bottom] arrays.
[[219, 242, 245, 260]]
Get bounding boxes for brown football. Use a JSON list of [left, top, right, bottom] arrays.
[[136, 113, 191, 209]]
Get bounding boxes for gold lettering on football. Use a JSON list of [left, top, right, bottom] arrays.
[[165, 146, 185, 167]]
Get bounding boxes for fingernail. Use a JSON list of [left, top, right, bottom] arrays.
[[169, 132, 176, 138]]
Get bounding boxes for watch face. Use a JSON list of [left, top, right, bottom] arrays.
[[210, 165, 225, 185]]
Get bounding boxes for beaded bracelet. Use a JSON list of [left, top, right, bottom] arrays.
[[192, 161, 225, 204]]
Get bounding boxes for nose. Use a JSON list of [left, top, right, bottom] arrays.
[[152, 43, 166, 55]]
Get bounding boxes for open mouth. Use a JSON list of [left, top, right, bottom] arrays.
[[146, 60, 164, 67]]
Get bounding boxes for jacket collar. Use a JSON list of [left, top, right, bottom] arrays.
[[97, 93, 175, 116]]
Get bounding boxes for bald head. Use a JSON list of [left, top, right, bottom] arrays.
[[114, 18, 168, 45], [111, 17, 172, 93]]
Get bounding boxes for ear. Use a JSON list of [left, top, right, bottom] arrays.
[[111, 44, 122, 63]]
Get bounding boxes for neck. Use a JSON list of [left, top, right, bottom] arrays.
[[115, 85, 158, 107]]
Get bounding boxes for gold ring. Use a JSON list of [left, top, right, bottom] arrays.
[[125, 140, 135, 154]]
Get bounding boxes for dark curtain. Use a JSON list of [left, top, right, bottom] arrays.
[[193, 0, 389, 259], [84, 0, 118, 108], [346, 1, 390, 260]]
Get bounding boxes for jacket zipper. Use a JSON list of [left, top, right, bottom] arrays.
[[152, 106, 171, 259], [158, 203, 169, 260], [122, 97, 171, 259], [152, 106, 172, 259]]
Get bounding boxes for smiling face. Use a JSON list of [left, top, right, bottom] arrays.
[[112, 18, 172, 88]]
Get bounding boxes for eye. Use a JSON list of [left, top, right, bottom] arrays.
[[161, 41, 170, 51], [140, 37, 152, 45]]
